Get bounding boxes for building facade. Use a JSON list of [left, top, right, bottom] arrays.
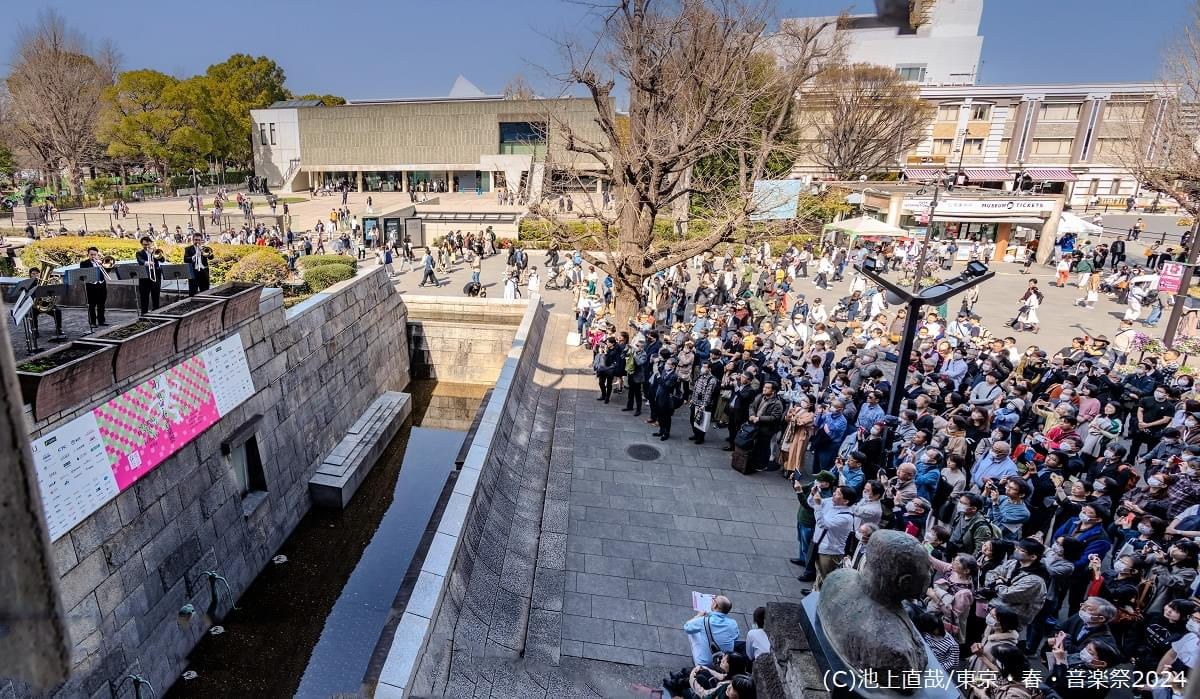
[[802, 0, 984, 85], [250, 92, 607, 199]]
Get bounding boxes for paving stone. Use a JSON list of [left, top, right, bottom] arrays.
[[644, 602, 696, 629], [612, 621, 662, 651], [648, 544, 701, 566], [703, 533, 755, 553], [574, 572, 629, 599], [583, 554, 635, 578], [716, 519, 760, 538], [601, 539, 651, 560], [631, 559, 687, 584], [589, 597, 647, 624], [567, 536, 604, 555], [563, 592, 592, 617], [626, 578, 675, 605], [581, 643, 644, 666], [753, 522, 800, 542], [560, 614, 614, 644], [617, 525, 673, 546], [698, 550, 753, 572], [583, 507, 630, 525], [665, 530, 710, 549], [671, 515, 722, 534]]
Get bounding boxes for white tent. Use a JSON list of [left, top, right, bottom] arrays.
[[1057, 212, 1103, 237], [822, 216, 907, 237]]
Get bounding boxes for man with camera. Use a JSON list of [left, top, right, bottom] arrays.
[[980, 538, 1048, 633], [949, 493, 997, 556], [810, 399, 848, 473]]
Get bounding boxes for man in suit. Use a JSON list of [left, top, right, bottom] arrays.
[[1109, 238, 1126, 269], [723, 371, 757, 451], [183, 232, 212, 296], [78, 246, 109, 327], [135, 236, 161, 314]]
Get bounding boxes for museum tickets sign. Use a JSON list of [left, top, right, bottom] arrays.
[[902, 198, 1057, 215], [30, 335, 255, 540]]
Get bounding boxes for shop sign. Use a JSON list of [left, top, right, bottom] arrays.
[[1159, 261, 1186, 293], [903, 198, 1057, 215]]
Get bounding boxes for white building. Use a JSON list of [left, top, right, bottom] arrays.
[[798, 0, 984, 85]]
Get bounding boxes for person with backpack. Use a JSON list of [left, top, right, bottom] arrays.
[[949, 493, 1000, 556], [981, 538, 1050, 634]]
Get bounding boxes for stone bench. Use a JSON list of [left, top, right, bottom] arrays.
[[308, 391, 413, 508]]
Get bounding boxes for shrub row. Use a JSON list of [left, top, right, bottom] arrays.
[[302, 263, 355, 291], [21, 237, 283, 286]]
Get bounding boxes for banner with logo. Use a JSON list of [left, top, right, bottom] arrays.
[[29, 335, 255, 540]]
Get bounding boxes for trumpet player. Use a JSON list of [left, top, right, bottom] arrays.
[[184, 232, 212, 296], [79, 246, 109, 326], [135, 236, 162, 314]]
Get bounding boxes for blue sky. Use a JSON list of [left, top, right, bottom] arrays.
[[2, 0, 1190, 99]]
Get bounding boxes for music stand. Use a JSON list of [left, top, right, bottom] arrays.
[[160, 264, 190, 294], [115, 263, 148, 281], [66, 267, 101, 285]]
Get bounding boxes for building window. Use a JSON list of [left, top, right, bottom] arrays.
[[269, 123, 276, 145], [1109, 178, 1123, 195], [935, 105, 960, 122], [1031, 138, 1073, 155], [1106, 101, 1148, 121], [932, 139, 954, 155], [1038, 103, 1081, 121], [998, 138, 1011, 156], [969, 104, 991, 121], [896, 64, 927, 82], [1094, 138, 1127, 156], [499, 121, 547, 156], [962, 138, 984, 155], [231, 435, 266, 497], [259, 123, 267, 146]]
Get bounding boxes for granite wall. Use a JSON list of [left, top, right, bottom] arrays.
[[404, 296, 525, 384], [1, 267, 410, 698]]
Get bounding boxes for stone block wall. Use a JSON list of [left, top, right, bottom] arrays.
[[2, 267, 410, 698], [404, 296, 525, 384]]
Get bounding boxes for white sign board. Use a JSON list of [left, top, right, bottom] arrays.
[[28, 412, 120, 540], [902, 198, 1057, 215]]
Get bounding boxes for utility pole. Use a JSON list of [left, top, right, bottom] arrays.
[[1164, 218, 1200, 344], [188, 168, 202, 234], [911, 176, 942, 293]]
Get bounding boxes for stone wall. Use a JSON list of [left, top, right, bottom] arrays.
[[376, 297, 551, 697], [2, 267, 410, 698], [404, 296, 525, 384]]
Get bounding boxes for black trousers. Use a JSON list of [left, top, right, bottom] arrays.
[[691, 405, 707, 443], [30, 308, 63, 335], [625, 382, 644, 414], [658, 410, 673, 438], [188, 268, 210, 297], [138, 279, 161, 314], [598, 373, 614, 402], [727, 416, 743, 446], [85, 283, 107, 325], [420, 268, 438, 286]]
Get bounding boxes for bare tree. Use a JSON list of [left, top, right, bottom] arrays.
[[502, 74, 537, 100], [800, 63, 933, 180], [4, 10, 115, 195], [533, 0, 838, 322]]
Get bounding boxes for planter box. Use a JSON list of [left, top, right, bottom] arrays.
[[198, 281, 263, 328], [148, 297, 224, 354], [17, 342, 116, 421], [90, 317, 178, 382]]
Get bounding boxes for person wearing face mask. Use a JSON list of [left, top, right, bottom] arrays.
[[844, 522, 878, 571], [984, 478, 1030, 540], [1152, 605, 1200, 694], [807, 485, 857, 589], [1088, 477, 1120, 514], [949, 493, 998, 556], [1082, 401, 1123, 457], [1048, 634, 1122, 699], [971, 441, 1018, 491], [1055, 504, 1113, 610], [1050, 596, 1120, 659], [1142, 427, 1187, 474], [1164, 455, 1200, 518], [968, 607, 1022, 674], [1130, 381, 1176, 462], [1087, 553, 1151, 638], [980, 538, 1049, 634], [926, 552, 978, 645], [1144, 541, 1200, 616]]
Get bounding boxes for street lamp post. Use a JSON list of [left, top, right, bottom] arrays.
[[857, 257, 995, 415], [1164, 219, 1200, 344], [188, 168, 202, 234], [911, 177, 943, 293]]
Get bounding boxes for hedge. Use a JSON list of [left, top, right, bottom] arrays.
[[516, 218, 816, 255], [20, 237, 279, 286], [302, 263, 355, 292], [226, 250, 289, 287], [297, 253, 357, 271]]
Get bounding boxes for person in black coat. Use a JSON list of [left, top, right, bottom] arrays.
[[134, 236, 161, 314], [78, 246, 109, 327], [651, 359, 680, 441], [183, 232, 212, 296], [723, 372, 756, 451], [595, 337, 624, 404], [1109, 239, 1126, 268]]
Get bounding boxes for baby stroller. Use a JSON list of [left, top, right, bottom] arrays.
[[463, 281, 487, 298]]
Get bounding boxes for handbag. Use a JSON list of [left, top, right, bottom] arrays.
[[734, 422, 758, 449]]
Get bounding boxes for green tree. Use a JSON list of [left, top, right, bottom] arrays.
[[199, 54, 289, 167], [290, 93, 345, 106], [98, 69, 212, 177]]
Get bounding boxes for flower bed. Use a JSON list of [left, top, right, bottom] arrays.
[[148, 297, 224, 354], [16, 342, 116, 420], [90, 317, 178, 382], [198, 281, 263, 328]]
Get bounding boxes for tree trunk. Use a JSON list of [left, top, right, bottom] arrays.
[[613, 275, 643, 331]]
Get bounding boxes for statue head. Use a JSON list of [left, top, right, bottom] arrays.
[[859, 530, 931, 605]]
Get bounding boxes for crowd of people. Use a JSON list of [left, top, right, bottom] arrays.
[[575, 240, 1199, 699]]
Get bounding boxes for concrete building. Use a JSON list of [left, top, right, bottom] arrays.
[[800, 0, 984, 85], [250, 77, 607, 202]]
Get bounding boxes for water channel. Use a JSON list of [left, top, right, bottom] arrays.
[[165, 380, 488, 698]]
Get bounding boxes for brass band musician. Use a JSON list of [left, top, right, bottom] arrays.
[[26, 267, 63, 338], [183, 232, 212, 296], [134, 235, 162, 314], [78, 246, 110, 326]]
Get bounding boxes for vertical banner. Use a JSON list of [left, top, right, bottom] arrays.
[[30, 335, 256, 540]]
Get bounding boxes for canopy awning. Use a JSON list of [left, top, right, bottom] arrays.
[[1023, 167, 1077, 181], [963, 168, 1012, 180], [1056, 212, 1104, 235], [902, 168, 942, 180], [822, 216, 908, 236], [932, 214, 1047, 225]]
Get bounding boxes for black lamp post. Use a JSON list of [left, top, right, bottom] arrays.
[[856, 257, 996, 414]]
